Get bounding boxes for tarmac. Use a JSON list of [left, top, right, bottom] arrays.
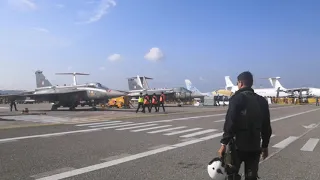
[[0, 103, 319, 180]]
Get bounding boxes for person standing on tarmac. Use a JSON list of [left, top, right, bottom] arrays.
[[10, 100, 18, 112], [150, 93, 159, 112], [158, 92, 166, 112], [136, 92, 144, 113], [217, 71, 272, 180], [316, 97, 319, 106], [142, 93, 150, 113]]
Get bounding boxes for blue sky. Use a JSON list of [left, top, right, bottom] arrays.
[[0, 0, 319, 91]]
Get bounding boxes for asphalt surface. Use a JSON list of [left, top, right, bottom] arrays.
[[0, 104, 319, 180]]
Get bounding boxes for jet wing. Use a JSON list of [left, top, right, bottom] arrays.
[[285, 88, 310, 92], [1, 89, 87, 102]]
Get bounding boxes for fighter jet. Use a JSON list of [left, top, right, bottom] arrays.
[[2, 70, 126, 110], [127, 75, 193, 103]]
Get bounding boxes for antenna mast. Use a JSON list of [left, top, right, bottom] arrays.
[[55, 72, 90, 85]]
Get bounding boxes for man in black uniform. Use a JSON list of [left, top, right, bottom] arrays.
[[218, 71, 272, 180]]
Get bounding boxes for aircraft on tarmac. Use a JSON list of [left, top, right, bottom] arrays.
[[2, 70, 126, 110], [267, 77, 320, 97], [224, 76, 290, 97], [127, 75, 193, 102], [184, 79, 212, 98]]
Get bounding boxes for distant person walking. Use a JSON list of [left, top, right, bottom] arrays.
[[10, 100, 18, 112], [316, 97, 319, 106], [150, 93, 159, 112], [142, 94, 150, 113], [136, 92, 144, 113], [158, 92, 166, 112]]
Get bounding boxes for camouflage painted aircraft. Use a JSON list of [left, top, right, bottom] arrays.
[[2, 70, 126, 110]]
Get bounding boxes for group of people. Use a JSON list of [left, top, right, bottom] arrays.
[[209, 71, 272, 180], [136, 92, 166, 113]]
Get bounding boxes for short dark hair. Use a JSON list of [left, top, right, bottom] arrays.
[[237, 71, 253, 87]]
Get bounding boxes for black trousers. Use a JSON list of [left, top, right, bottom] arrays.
[[227, 150, 260, 180], [142, 104, 150, 112], [316, 101, 319, 106], [10, 102, 17, 111], [136, 103, 144, 113], [158, 102, 165, 112], [150, 103, 158, 112]]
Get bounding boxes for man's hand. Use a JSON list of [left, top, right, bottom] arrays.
[[218, 144, 226, 157], [261, 148, 268, 160]]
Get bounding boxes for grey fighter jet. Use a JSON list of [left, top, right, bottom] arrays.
[[2, 70, 126, 110]]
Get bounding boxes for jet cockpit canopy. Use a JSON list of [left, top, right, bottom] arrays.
[[86, 82, 109, 90]]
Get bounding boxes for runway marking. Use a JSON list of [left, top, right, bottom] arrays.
[[148, 144, 170, 150], [76, 121, 120, 126], [97, 122, 153, 129], [0, 139, 18, 144], [0, 108, 318, 143], [271, 108, 320, 122], [0, 128, 102, 143], [101, 153, 132, 162], [30, 167, 76, 179], [115, 124, 158, 131], [147, 126, 187, 134], [300, 138, 319, 151], [179, 129, 218, 138], [164, 128, 203, 136], [272, 136, 298, 148], [214, 119, 224, 122], [35, 132, 224, 180], [131, 125, 172, 132], [260, 121, 320, 164], [89, 122, 133, 128]]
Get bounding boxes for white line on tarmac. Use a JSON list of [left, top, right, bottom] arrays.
[[179, 129, 217, 138], [214, 119, 225, 122], [260, 121, 320, 164], [0, 128, 102, 143], [0, 106, 317, 144], [115, 124, 158, 131], [35, 132, 224, 180], [272, 136, 298, 148], [76, 121, 120, 126], [300, 138, 319, 151], [271, 108, 320, 122], [131, 125, 173, 132]]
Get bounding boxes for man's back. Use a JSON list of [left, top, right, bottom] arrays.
[[221, 87, 272, 151]]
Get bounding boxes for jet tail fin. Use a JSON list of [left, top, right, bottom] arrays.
[[35, 70, 52, 88], [127, 75, 151, 91], [225, 76, 234, 89], [185, 79, 202, 94], [268, 77, 286, 91]]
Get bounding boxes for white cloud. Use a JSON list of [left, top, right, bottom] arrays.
[[107, 53, 121, 62], [84, 0, 116, 24], [55, 4, 65, 9], [144, 47, 164, 62], [8, 0, 37, 10], [32, 27, 49, 33], [99, 66, 106, 70]]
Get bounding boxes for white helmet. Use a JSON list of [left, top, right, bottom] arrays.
[[207, 157, 226, 180]]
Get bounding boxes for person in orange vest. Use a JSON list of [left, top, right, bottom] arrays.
[[158, 91, 166, 112], [142, 93, 150, 113], [150, 93, 159, 112]]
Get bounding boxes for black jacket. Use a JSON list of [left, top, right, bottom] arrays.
[[220, 87, 272, 149]]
